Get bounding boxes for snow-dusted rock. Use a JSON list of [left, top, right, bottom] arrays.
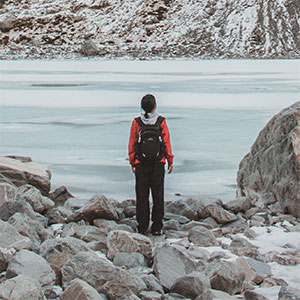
[[6, 249, 55, 288], [244, 290, 269, 300], [0, 156, 51, 195], [0, 0, 299, 59], [107, 230, 152, 260], [0, 275, 46, 300], [237, 101, 300, 217]]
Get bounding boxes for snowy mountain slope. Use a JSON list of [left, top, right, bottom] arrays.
[[0, 0, 299, 59]]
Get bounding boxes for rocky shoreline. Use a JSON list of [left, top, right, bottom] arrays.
[[0, 102, 299, 300]]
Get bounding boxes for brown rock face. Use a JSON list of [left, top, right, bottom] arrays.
[[237, 101, 300, 217]]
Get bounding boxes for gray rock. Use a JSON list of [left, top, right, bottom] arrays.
[[0, 182, 17, 205], [46, 206, 72, 224], [224, 197, 252, 213], [229, 237, 261, 260], [0, 219, 32, 250], [113, 252, 147, 268], [195, 289, 236, 300], [67, 195, 119, 223], [17, 185, 54, 214], [60, 278, 105, 300], [39, 237, 90, 285], [237, 101, 300, 218], [0, 156, 51, 195], [170, 272, 211, 299], [236, 257, 271, 284], [49, 186, 74, 207], [188, 226, 218, 247], [124, 205, 136, 218], [164, 293, 191, 299], [207, 260, 245, 295], [230, 237, 258, 249], [164, 219, 181, 231], [6, 249, 55, 287], [187, 245, 210, 260], [250, 215, 265, 227], [153, 244, 198, 290], [139, 291, 163, 300], [61, 223, 107, 244], [80, 40, 100, 56], [141, 274, 164, 294], [244, 290, 269, 300], [0, 274, 46, 300], [205, 205, 237, 224], [165, 199, 197, 220], [221, 219, 249, 234], [164, 212, 191, 224], [93, 218, 118, 233], [107, 230, 152, 260], [0, 247, 15, 272], [0, 16, 16, 33], [278, 285, 300, 300], [8, 212, 45, 250], [181, 221, 213, 231], [61, 251, 146, 299]]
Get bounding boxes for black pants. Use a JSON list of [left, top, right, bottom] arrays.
[[135, 162, 165, 233]]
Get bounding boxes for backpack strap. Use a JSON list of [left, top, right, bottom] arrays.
[[135, 117, 144, 128], [155, 116, 165, 126]]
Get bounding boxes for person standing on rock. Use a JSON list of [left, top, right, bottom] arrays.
[[128, 94, 174, 235]]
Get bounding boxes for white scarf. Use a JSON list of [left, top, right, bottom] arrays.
[[140, 112, 159, 125]]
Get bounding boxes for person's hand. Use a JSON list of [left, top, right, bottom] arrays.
[[131, 165, 135, 174], [168, 164, 173, 174]]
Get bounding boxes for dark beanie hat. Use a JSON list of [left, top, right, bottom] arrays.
[[141, 94, 156, 114]]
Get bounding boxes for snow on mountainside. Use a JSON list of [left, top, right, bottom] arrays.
[[0, 0, 299, 59]]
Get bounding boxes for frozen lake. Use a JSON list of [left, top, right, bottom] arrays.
[[0, 59, 299, 202]]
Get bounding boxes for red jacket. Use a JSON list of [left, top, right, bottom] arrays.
[[128, 116, 174, 166]]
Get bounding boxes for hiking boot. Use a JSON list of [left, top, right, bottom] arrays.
[[151, 230, 162, 236]]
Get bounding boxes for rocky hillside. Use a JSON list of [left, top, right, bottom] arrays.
[[0, 0, 299, 59]]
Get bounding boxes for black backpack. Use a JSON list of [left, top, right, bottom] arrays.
[[135, 116, 165, 163]]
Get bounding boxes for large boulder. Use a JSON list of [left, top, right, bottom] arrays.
[[237, 101, 300, 217], [0, 156, 51, 195], [107, 230, 152, 260], [6, 249, 55, 288], [206, 260, 245, 295], [60, 278, 105, 300], [236, 257, 271, 284], [165, 199, 198, 220], [170, 272, 211, 299], [0, 219, 32, 250], [0, 275, 46, 300], [61, 251, 146, 299], [153, 244, 198, 290], [39, 237, 91, 285], [67, 195, 119, 223], [188, 226, 218, 247]]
